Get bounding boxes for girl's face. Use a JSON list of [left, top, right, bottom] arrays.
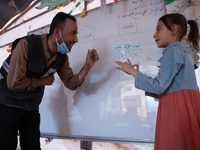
[[153, 21, 174, 48]]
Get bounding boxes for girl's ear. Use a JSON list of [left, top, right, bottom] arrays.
[[171, 24, 178, 35]]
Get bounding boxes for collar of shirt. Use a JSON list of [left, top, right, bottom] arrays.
[[40, 34, 58, 67], [162, 41, 181, 55]]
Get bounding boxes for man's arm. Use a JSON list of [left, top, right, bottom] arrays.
[[7, 39, 54, 92], [57, 49, 99, 90], [7, 39, 38, 92], [78, 49, 99, 84]]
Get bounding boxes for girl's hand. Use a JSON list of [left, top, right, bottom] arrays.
[[115, 59, 139, 77]]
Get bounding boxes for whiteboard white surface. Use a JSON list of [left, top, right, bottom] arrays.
[[39, 0, 166, 143]]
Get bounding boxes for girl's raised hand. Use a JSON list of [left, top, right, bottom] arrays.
[[115, 59, 139, 77]]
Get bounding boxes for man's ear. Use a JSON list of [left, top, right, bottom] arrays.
[[171, 24, 178, 35], [54, 28, 60, 39]]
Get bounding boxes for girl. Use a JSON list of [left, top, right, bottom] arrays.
[[115, 13, 200, 150]]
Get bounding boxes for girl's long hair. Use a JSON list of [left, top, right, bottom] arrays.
[[187, 20, 199, 52]]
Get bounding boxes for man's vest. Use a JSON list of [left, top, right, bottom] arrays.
[[0, 34, 66, 110]]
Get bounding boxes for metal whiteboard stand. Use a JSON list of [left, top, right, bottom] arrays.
[[81, 141, 92, 150]]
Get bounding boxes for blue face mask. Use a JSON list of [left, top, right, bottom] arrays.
[[56, 30, 70, 54]]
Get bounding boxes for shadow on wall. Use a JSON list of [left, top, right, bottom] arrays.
[[48, 83, 70, 134]]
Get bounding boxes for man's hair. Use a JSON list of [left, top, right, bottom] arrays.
[[49, 12, 77, 35]]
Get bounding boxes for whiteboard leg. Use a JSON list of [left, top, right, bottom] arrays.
[[81, 141, 92, 150]]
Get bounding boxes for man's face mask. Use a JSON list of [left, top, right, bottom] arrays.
[[56, 30, 70, 54]]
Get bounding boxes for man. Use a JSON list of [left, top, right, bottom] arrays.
[[0, 12, 99, 150]]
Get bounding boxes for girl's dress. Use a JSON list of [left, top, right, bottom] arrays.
[[155, 89, 200, 150], [134, 41, 200, 150]]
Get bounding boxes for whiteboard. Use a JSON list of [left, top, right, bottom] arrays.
[[39, 0, 166, 143]]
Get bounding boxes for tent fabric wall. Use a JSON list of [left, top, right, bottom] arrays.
[[0, 0, 41, 33]]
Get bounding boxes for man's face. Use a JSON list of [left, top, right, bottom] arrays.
[[61, 18, 78, 51]]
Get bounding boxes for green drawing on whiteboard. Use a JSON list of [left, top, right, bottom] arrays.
[[77, 25, 97, 44], [36, 0, 72, 11], [165, 0, 176, 5], [116, 16, 140, 37]]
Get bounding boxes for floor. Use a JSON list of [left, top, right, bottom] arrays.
[[16, 138, 154, 150]]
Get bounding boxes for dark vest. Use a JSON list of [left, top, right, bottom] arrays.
[[0, 34, 66, 110]]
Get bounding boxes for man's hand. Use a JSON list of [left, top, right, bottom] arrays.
[[85, 49, 99, 69], [38, 76, 55, 87], [78, 49, 99, 84]]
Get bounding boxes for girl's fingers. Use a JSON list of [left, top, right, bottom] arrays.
[[127, 59, 132, 65]]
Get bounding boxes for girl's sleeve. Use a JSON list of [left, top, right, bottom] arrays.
[[135, 46, 184, 95]]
